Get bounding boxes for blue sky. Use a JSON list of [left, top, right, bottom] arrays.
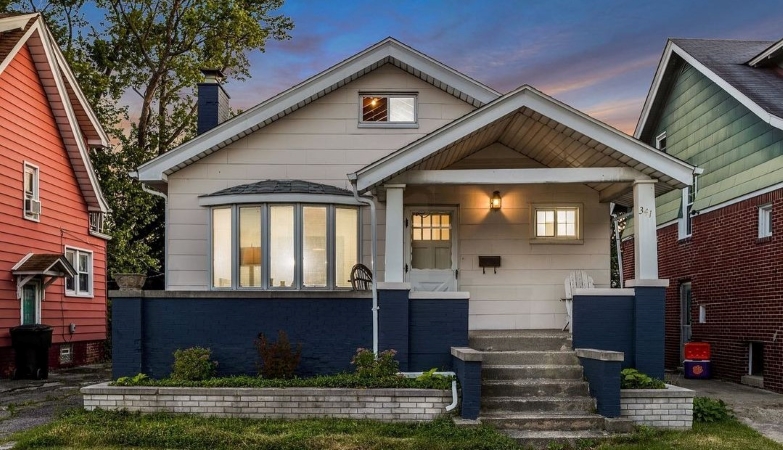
[[221, 0, 782, 134]]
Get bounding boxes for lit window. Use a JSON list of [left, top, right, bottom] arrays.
[[23, 162, 40, 220], [533, 206, 580, 240], [655, 132, 667, 153], [759, 204, 772, 238], [212, 204, 360, 290], [65, 247, 93, 296], [360, 94, 416, 124]]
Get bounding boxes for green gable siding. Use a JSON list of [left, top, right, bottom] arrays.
[[651, 63, 783, 222]]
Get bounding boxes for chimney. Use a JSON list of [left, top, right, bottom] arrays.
[[197, 69, 230, 135]]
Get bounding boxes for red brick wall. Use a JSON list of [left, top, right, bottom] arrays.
[[0, 340, 105, 377], [622, 189, 783, 393]]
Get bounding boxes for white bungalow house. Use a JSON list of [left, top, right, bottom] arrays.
[[124, 38, 695, 384]]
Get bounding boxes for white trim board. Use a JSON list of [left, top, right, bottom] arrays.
[[136, 37, 501, 183], [389, 168, 650, 185]]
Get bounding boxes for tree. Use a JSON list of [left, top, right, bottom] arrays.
[[2, 1, 293, 282]]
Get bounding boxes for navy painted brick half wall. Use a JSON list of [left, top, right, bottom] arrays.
[[410, 299, 469, 371], [573, 294, 635, 369], [579, 356, 622, 418]]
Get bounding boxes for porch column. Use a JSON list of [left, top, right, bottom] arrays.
[[632, 179, 658, 280], [384, 184, 405, 282]]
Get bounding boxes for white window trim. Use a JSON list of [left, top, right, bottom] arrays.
[[678, 186, 695, 240], [529, 203, 583, 244], [358, 92, 419, 128], [20, 281, 42, 325], [64, 246, 94, 298], [23, 161, 41, 222], [655, 131, 667, 153], [210, 203, 361, 290], [759, 204, 773, 238]]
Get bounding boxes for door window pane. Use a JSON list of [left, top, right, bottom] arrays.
[[212, 208, 232, 287], [335, 208, 358, 288], [411, 212, 453, 269], [22, 285, 37, 324], [303, 206, 327, 287], [239, 207, 262, 287], [270, 206, 295, 288]]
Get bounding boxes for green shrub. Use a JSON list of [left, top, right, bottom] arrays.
[[416, 368, 447, 382], [115, 373, 149, 385], [171, 347, 217, 381], [694, 397, 733, 423], [255, 330, 302, 379], [351, 348, 399, 378], [620, 368, 666, 389]]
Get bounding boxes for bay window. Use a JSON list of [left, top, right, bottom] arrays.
[[211, 204, 360, 290]]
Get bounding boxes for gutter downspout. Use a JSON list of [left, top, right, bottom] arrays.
[[129, 171, 168, 288], [400, 372, 458, 412], [349, 177, 379, 355]]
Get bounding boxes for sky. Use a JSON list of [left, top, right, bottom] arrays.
[[216, 0, 783, 135]]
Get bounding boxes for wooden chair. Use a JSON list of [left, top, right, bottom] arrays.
[[349, 263, 373, 291], [562, 270, 594, 332]]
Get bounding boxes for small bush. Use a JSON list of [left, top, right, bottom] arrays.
[[171, 347, 217, 381], [351, 348, 399, 378], [255, 330, 302, 379], [694, 397, 733, 423], [620, 368, 666, 389]]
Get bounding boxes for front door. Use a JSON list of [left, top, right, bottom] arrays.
[[679, 282, 692, 362], [21, 282, 40, 325], [404, 207, 458, 291]]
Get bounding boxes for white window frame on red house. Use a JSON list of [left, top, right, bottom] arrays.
[[655, 131, 667, 153], [759, 204, 772, 238], [65, 246, 93, 297], [23, 161, 41, 222], [678, 180, 697, 240]]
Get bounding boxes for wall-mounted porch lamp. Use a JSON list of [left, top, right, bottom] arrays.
[[490, 191, 502, 211]]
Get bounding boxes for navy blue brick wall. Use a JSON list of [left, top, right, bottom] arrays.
[[116, 297, 372, 379], [197, 83, 229, 135], [409, 299, 469, 371], [453, 356, 481, 420], [579, 357, 622, 418], [573, 295, 635, 369], [112, 298, 143, 379], [634, 286, 666, 380], [378, 289, 410, 371]]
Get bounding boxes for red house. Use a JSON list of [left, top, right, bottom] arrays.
[[0, 13, 110, 375]]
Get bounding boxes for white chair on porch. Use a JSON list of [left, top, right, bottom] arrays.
[[562, 270, 594, 332]]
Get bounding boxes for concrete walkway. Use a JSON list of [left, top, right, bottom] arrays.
[[670, 374, 783, 444], [0, 363, 111, 443]]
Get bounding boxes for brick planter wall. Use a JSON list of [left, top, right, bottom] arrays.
[[622, 188, 783, 393], [620, 384, 694, 430], [82, 382, 452, 421]]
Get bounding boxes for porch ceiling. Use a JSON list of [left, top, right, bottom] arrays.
[[400, 106, 677, 206]]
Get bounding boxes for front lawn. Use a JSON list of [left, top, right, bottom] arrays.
[[6, 409, 783, 450]]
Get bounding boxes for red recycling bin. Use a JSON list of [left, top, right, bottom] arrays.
[[684, 342, 711, 360]]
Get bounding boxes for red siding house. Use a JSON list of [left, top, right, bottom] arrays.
[[625, 37, 783, 393], [0, 13, 110, 375]]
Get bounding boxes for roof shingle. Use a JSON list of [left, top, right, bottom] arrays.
[[202, 179, 354, 198]]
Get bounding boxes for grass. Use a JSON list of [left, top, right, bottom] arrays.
[[5, 409, 783, 450]]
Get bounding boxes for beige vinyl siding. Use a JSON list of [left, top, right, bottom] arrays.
[[404, 176, 609, 330], [650, 63, 783, 223], [166, 64, 476, 290]]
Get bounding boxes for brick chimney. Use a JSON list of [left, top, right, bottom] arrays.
[[197, 69, 230, 135]]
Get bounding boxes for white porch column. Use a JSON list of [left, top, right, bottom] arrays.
[[633, 179, 658, 280], [384, 184, 405, 282]]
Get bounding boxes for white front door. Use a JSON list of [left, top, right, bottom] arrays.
[[404, 207, 458, 291]]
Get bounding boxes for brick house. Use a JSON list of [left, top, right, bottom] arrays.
[[0, 13, 111, 375], [624, 37, 783, 392]]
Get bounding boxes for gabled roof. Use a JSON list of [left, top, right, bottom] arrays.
[[0, 13, 110, 212], [351, 85, 697, 204], [136, 37, 502, 185], [748, 37, 783, 67], [12, 253, 77, 277], [636, 38, 783, 141]]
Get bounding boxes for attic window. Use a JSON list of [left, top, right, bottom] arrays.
[[360, 94, 417, 126]]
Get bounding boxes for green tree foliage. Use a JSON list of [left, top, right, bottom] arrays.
[[1, 1, 293, 280]]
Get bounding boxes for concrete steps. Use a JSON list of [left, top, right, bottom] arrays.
[[468, 329, 614, 449]]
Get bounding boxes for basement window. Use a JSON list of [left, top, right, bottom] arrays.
[[360, 94, 417, 127], [749, 342, 764, 376], [59, 344, 73, 364]]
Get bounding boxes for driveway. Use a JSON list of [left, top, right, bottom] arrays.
[[0, 363, 111, 443], [672, 375, 783, 444]]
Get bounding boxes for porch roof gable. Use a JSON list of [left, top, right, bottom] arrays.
[[350, 85, 698, 202]]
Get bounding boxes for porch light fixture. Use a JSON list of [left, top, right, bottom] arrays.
[[490, 191, 502, 211]]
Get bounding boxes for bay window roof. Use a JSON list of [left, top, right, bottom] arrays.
[[199, 180, 361, 206]]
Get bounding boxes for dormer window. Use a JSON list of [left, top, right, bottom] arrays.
[[23, 162, 40, 221], [360, 94, 417, 127]]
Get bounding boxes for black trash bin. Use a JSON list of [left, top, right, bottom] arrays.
[[10, 324, 53, 380]]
